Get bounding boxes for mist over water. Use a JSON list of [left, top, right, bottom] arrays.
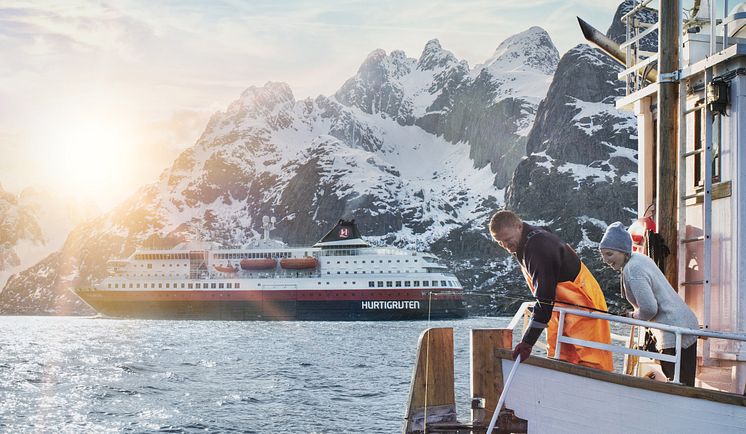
[[0, 316, 509, 433]]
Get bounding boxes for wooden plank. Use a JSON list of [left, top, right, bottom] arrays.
[[494, 348, 746, 407], [471, 329, 512, 426], [403, 328, 456, 433]]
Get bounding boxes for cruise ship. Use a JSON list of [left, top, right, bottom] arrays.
[[73, 219, 466, 320]]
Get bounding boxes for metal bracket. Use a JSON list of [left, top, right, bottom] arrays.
[[659, 70, 681, 83]]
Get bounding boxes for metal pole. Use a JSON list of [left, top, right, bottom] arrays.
[[555, 310, 566, 359], [674, 332, 682, 383], [486, 356, 522, 434]]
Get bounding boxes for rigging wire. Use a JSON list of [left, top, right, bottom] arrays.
[[426, 289, 623, 316]]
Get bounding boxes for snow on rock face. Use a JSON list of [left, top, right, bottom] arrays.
[[0, 185, 97, 291], [475, 26, 559, 104], [505, 41, 638, 301]]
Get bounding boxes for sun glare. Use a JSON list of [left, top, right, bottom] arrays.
[[34, 107, 136, 207]]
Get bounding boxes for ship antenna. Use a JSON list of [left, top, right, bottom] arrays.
[[262, 216, 276, 240]]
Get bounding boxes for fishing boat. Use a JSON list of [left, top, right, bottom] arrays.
[[403, 2, 746, 432], [72, 218, 465, 321]]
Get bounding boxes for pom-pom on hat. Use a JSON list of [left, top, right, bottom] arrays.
[[599, 221, 632, 254]]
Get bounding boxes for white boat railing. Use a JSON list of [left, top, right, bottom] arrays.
[[507, 302, 746, 384]]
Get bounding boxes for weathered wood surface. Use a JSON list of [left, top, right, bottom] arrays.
[[403, 328, 456, 433], [657, 0, 680, 287], [471, 329, 512, 425]]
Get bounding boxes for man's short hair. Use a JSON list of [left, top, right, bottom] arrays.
[[489, 210, 522, 235]]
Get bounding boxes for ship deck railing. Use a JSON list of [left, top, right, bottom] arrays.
[[508, 302, 746, 384]]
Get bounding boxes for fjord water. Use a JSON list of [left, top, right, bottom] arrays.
[[0, 316, 508, 433]]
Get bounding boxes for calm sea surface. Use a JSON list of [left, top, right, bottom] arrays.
[[0, 316, 511, 433]]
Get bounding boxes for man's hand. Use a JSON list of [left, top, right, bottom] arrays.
[[512, 342, 532, 362]]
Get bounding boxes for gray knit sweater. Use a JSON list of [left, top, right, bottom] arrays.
[[622, 253, 699, 349]]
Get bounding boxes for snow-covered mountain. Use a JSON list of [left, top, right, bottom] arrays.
[[336, 28, 559, 189], [0, 185, 96, 290], [504, 0, 657, 303], [0, 6, 643, 315]]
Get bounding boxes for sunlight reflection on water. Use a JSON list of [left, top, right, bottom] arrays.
[[0, 316, 510, 433]]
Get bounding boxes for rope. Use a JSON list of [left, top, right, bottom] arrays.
[[425, 289, 622, 316]]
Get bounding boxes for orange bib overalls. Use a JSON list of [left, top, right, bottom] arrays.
[[522, 262, 614, 372]]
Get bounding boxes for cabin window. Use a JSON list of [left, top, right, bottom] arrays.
[[694, 109, 723, 187], [441, 280, 447, 287], [377, 281, 384, 288], [211, 283, 217, 289], [181, 283, 185, 289], [369, 281, 375, 287], [432, 280, 438, 286], [196, 283, 201, 289], [114, 283, 118, 288], [386, 281, 393, 287], [158, 283, 163, 288], [227, 283, 232, 289], [414, 281, 420, 286], [712, 113, 722, 183], [404, 281, 411, 287], [165, 283, 170, 288], [136, 283, 140, 288], [129, 283, 133, 288], [147, 264, 152, 269], [219, 283, 224, 289], [188, 283, 193, 289], [235, 283, 240, 289], [396, 281, 402, 287], [108, 284, 112, 288]]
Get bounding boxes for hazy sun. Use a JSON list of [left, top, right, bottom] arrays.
[[35, 106, 134, 206]]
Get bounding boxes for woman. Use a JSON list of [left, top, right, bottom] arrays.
[[599, 222, 699, 386]]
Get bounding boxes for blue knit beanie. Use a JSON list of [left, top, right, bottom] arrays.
[[599, 221, 632, 254]]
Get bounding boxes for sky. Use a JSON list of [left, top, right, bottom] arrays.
[[0, 0, 623, 212]]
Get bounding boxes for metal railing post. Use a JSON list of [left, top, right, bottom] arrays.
[[555, 310, 566, 359], [673, 332, 682, 383]]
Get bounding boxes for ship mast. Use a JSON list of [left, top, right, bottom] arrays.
[[657, 0, 680, 287]]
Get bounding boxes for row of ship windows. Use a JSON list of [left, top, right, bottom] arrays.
[[325, 259, 418, 264], [119, 260, 418, 269], [117, 269, 430, 277], [110, 282, 242, 289], [108, 279, 458, 289], [214, 252, 292, 259], [328, 270, 419, 275], [367, 280, 453, 288], [134, 254, 190, 260]]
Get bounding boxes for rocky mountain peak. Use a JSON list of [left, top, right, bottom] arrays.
[[481, 26, 559, 75], [417, 38, 459, 71], [232, 82, 295, 113], [606, 0, 658, 48]]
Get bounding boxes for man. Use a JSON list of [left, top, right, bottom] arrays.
[[489, 210, 613, 372]]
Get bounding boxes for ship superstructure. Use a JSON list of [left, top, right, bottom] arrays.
[[74, 219, 465, 320]]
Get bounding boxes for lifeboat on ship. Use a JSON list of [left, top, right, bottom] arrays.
[[279, 256, 318, 270], [213, 264, 238, 273], [239, 258, 277, 270]]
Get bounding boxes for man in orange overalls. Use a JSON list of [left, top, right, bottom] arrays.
[[489, 210, 613, 372]]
